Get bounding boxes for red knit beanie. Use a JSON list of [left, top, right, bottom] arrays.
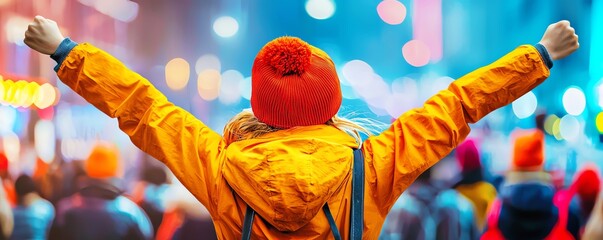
[[456, 139, 481, 173], [251, 37, 342, 129], [512, 129, 545, 171]]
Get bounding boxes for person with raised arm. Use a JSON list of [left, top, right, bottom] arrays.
[[24, 15, 578, 239]]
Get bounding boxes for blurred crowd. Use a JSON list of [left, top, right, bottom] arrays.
[[381, 118, 603, 240], [1, 117, 602, 240], [0, 143, 218, 240]]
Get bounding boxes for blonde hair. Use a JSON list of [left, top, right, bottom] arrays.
[[223, 109, 380, 146]]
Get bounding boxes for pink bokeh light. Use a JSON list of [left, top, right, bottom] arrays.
[[377, 0, 406, 25], [402, 40, 431, 67]]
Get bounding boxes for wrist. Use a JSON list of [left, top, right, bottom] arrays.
[[50, 38, 78, 72], [535, 42, 554, 69]]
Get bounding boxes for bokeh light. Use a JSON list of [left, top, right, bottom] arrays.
[[2, 131, 20, 162], [0, 106, 16, 134], [559, 115, 581, 142], [544, 114, 560, 135], [95, 0, 139, 22], [387, 77, 419, 117], [34, 83, 57, 109], [11, 80, 27, 107], [219, 70, 243, 105], [5, 15, 29, 45], [165, 58, 190, 90], [596, 112, 603, 133], [197, 69, 222, 101], [341, 60, 374, 86], [35, 120, 55, 163], [195, 54, 221, 74], [239, 77, 252, 100], [305, 0, 336, 20], [377, 0, 407, 25], [562, 87, 586, 116], [213, 16, 239, 38], [552, 117, 563, 140], [512, 91, 537, 119], [402, 40, 431, 67], [21, 82, 39, 108]]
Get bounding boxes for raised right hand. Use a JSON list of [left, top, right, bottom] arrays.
[[24, 16, 65, 55], [539, 20, 579, 60]]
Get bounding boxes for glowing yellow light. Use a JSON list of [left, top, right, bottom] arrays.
[[165, 58, 190, 90], [21, 82, 39, 108], [544, 114, 559, 135], [10, 80, 28, 106], [197, 70, 221, 101], [596, 112, 603, 134], [3, 80, 16, 104], [552, 118, 563, 140]]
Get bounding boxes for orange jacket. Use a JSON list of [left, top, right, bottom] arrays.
[[55, 44, 549, 239]]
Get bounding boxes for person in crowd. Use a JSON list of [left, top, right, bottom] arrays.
[[11, 174, 54, 240], [559, 164, 601, 236], [131, 164, 170, 237], [156, 182, 217, 240], [381, 165, 479, 240], [453, 139, 497, 231], [379, 169, 439, 240], [50, 143, 153, 240], [24, 15, 578, 238], [482, 130, 581, 239]]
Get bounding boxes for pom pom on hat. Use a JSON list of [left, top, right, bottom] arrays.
[[258, 37, 312, 75]]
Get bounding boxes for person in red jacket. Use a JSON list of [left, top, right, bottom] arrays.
[[23, 15, 578, 239]]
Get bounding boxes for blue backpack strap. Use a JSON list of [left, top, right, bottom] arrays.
[[350, 148, 365, 239], [323, 204, 342, 240], [241, 205, 255, 240]]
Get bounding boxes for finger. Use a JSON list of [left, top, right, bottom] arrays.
[[34, 15, 44, 22], [558, 20, 570, 26], [568, 26, 575, 33]]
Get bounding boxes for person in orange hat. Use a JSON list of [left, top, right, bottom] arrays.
[[24, 15, 579, 239], [482, 130, 581, 240], [50, 144, 153, 240]]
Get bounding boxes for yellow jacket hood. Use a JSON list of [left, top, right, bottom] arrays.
[[222, 125, 358, 231]]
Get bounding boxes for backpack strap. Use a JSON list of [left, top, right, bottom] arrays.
[[241, 205, 255, 240], [323, 204, 342, 240], [240, 148, 365, 239], [350, 148, 365, 239]]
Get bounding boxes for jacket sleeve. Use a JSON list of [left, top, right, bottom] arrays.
[[55, 42, 225, 209], [362, 45, 551, 213]]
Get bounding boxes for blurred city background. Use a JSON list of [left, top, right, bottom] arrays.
[[0, 0, 602, 239]]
